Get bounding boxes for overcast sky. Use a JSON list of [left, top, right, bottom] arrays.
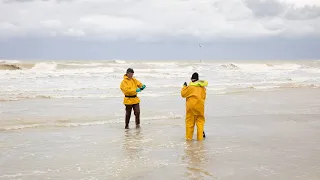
[[0, 0, 320, 60]]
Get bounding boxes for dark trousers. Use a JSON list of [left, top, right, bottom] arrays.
[[125, 104, 140, 126]]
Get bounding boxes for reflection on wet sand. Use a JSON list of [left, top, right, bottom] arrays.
[[123, 129, 143, 161], [181, 141, 213, 179]]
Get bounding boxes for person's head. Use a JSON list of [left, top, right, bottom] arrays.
[[126, 68, 134, 79], [191, 72, 199, 82]]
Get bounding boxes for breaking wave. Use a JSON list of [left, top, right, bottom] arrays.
[[0, 64, 22, 70], [0, 82, 318, 102], [220, 63, 239, 69], [113, 59, 126, 64], [0, 60, 317, 72], [219, 63, 303, 71], [30, 62, 57, 71], [0, 60, 319, 102]]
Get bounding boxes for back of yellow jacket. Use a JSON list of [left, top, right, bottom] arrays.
[[181, 80, 208, 116]]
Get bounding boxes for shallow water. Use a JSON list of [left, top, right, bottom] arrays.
[[1, 89, 319, 179]]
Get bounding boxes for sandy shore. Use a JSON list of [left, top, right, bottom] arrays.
[[0, 88, 319, 179]]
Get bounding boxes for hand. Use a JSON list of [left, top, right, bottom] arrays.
[[183, 82, 187, 86], [136, 88, 141, 92], [140, 84, 146, 90]]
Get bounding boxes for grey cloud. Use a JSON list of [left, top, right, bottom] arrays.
[[2, 0, 46, 2], [2, 0, 70, 3], [285, 5, 320, 20], [244, 0, 320, 20], [243, 0, 285, 17], [1, 0, 320, 39]]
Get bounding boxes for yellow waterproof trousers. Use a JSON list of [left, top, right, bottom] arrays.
[[186, 113, 205, 141]]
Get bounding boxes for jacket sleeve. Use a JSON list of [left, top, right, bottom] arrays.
[[181, 86, 190, 98], [120, 81, 136, 95], [135, 79, 143, 88]]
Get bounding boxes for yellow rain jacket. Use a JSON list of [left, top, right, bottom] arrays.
[[120, 74, 144, 105], [181, 80, 208, 141]]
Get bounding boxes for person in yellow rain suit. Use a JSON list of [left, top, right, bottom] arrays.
[[120, 68, 146, 129], [181, 72, 208, 141]]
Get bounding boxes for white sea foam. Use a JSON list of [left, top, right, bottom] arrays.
[[0, 114, 183, 131], [114, 60, 126, 64], [30, 62, 58, 71], [0, 60, 319, 101]]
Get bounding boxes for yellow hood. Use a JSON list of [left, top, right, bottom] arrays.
[[189, 80, 208, 87]]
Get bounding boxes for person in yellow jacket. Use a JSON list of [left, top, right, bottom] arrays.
[[120, 68, 146, 129], [181, 72, 208, 141]]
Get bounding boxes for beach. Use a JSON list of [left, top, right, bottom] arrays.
[[0, 60, 320, 179]]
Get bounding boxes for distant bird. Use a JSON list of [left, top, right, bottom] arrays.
[[199, 44, 202, 62]]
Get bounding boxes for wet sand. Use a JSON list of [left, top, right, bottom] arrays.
[[0, 88, 320, 180]]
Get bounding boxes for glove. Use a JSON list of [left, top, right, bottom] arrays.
[[136, 88, 141, 92], [140, 84, 146, 90], [183, 82, 187, 86]]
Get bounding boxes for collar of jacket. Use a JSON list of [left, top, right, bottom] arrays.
[[124, 74, 131, 80], [189, 80, 208, 87]]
